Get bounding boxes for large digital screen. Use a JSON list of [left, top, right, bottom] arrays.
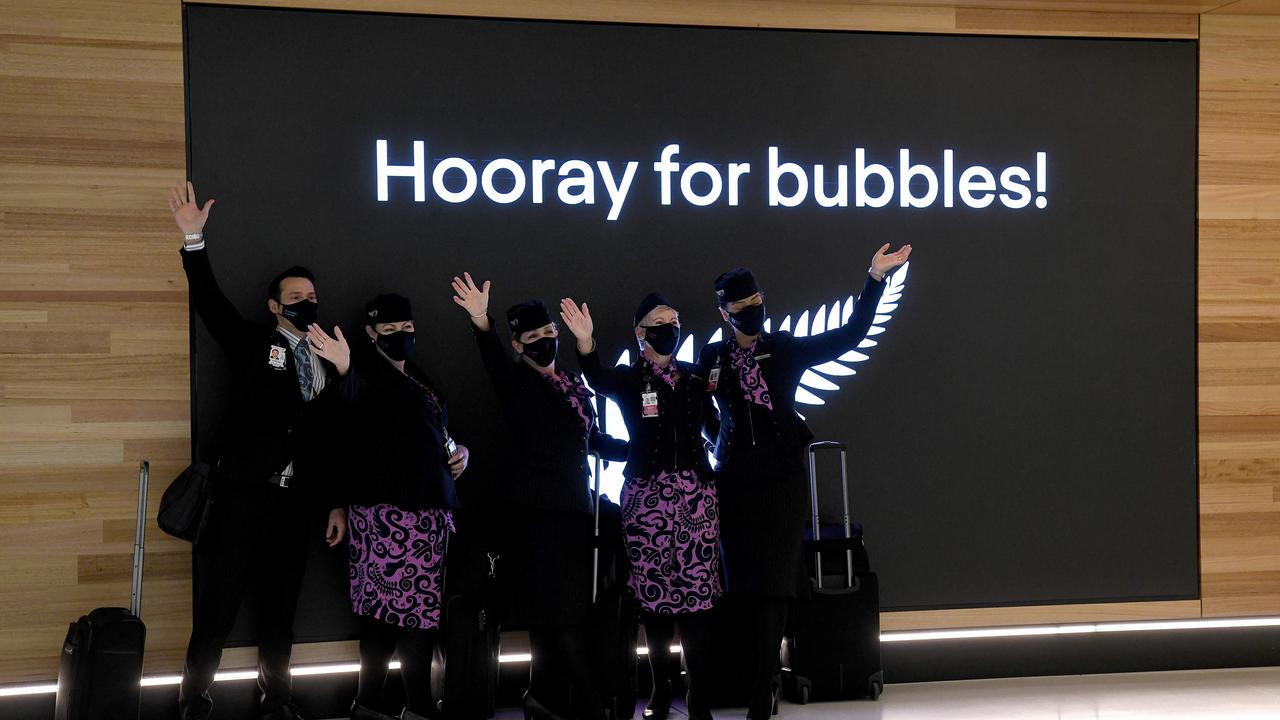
[[184, 4, 1198, 639]]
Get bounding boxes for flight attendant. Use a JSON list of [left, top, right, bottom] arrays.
[[451, 273, 627, 720], [317, 293, 469, 720], [698, 243, 911, 718], [559, 293, 720, 720]]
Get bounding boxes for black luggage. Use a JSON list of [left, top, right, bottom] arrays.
[[588, 473, 639, 720], [431, 525, 502, 720], [55, 462, 150, 720], [780, 441, 884, 703]]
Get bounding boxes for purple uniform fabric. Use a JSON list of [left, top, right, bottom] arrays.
[[647, 356, 680, 389], [544, 370, 594, 430], [348, 503, 455, 629], [621, 468, 722, 614], [729, 340, 773, 410]]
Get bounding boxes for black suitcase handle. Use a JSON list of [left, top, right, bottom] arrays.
[[806, 441, 854, 590]]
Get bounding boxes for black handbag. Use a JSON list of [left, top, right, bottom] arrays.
[[157, 462, 213, 542]]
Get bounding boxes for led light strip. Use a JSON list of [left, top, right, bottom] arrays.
[[5, 618, 1278, 698], [879, 616, 1280, 643]]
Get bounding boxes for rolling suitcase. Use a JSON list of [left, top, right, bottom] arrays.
[[431, 520, 502, 720], [589, 455, 640, 720], [780, 442, 884, 703], [55, 462, 150, 720]]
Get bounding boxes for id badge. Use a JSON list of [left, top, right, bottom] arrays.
[[267, 344, 288, 370], [641, 391, 659, 418], [444, 436, 458, 458], [707, 367, 721, 392]]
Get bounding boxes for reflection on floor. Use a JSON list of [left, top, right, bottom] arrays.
[[491, 667, 1280, 720]]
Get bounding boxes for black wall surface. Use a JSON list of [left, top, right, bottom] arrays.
[[183, 4, 1198, 643]]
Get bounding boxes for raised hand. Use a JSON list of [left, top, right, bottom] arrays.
[[306, 324, 351, 376], [168, 181, 214, 237], [871, 243, 912, 277], [451, 272, 492, 330], [558, 298, 595, 353]]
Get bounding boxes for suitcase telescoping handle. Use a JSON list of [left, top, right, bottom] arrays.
[[131, 460, 149, 617], [591, 453, 603, 603], [807, 441, 853, 590]]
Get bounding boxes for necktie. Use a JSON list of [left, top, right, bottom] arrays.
[[293, 342, 314, 401]]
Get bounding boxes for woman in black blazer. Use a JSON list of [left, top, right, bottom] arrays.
[[560, 293, 721, 720], [314, 293, 469, 720], [696, 243, 911, 719], [451, 273, 627, 720]]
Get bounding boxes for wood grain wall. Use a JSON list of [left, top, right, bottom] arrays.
[[1198, 13, 1280, 618], [0, 0, 1274, 685]]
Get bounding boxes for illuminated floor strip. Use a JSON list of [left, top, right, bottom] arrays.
[[879, 616, 1280, 643], [0, 683, 58, 698], [6, 618, 1279, 698]]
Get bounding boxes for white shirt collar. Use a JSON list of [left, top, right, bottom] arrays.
[[275, 325, 304, 350]]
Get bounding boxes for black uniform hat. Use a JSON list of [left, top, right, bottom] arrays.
[[714, 267, 760, 305], [633, 292, 677, 327], [365, 293, 412, 326], [507, 300, 552, 335]]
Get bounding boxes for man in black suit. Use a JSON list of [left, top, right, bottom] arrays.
[[169, 182, 350, 720]]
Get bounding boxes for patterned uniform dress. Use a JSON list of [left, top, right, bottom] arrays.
[[347, 384, 455, 629], [620, 359, 722, 614]]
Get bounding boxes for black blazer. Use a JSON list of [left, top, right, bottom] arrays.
[[472, 319, 628, 514], [577, 348, 719, 480], [696, 273, 887, 470], [341, 346, 459, 512], [181, 247, 347, 507]]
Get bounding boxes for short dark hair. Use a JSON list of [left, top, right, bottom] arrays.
[[267, 266, 316, 301]]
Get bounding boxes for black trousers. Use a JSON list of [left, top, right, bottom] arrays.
[[179, 484, 310, 720], [741, 595, 788, 719]]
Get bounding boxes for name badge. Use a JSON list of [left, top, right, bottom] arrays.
[[267, 344, 288, 370], [444, 436, 458, 458], [707, 367, 721, 391], [641, 391, 659, 418]]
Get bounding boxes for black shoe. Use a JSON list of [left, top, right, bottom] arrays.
[[643, 678, 672, 720], [523, 692, 570, 720], [350, 703, 397, 720], [261, 704, 305, 720]]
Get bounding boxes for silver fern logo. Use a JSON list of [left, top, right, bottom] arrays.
[[588, 262, 910, 499]]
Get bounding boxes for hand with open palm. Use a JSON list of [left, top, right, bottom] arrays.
[[168, 181, 214, 238]]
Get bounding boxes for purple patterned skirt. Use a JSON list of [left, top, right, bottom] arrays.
[[348, 503, 454, 629], [620, 469, 722, 614]]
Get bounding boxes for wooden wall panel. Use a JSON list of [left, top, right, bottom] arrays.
[[0, 0, 1272, 686], [1199, 14, 1280, 617], [0, 0, 189, 684]]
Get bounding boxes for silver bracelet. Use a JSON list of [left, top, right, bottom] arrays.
[[469, 311, 487, 319], [184, 232, 203, 242]]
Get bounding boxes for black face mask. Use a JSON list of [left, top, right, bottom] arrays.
[[521, 336, 558, 368], [728, 303, 766, 336], [375, 330, 415, 361], [279, 299, 318, 331], [642, 323, 681, 357]]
